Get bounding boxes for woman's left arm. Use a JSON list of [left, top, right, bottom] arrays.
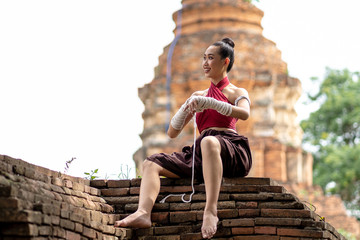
[[229, 88, 250, 121]]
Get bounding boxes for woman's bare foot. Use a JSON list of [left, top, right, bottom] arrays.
[[114, 210, 151, 228], [201, 211, 219, 239]]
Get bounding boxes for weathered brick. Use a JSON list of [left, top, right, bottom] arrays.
[[154, 226, 190, 235], [90, 187, 101, 196], [223, 218, 254, 227], [232, 227, 254, 235], [1, 223, 38, 236], [38, 225, 52, 235], [130, 178, 142, 187], [0, 197, 22, 208], [151, 212, 169, 224], [273, 193, 297, 201], [238, 209, 260, 217], [70, 213, 84, 223], [254, 226, 277, 235], [90, 210, 102, 222], [53, 226, 66, 238], [74, 222, 83, 233], [72, 182, 85, 191], [277, 228, 325, 238], [108, 214, 117, 224], [61, 209, 70, 219], [180, 233, 203, 240], [51, 215, 61, 225], [223, 177, 274, 186], [17, 189, 35, 202], [221, 185, 261, 193], [84, 184, 91, 193], [261, 209, 314, 219], [140, 235, 180, 240], [115, 227, 133, 239], [83, 226, 96, 238], [34, 203, 60, 216], [218, 209, 239, 219], [233, 236, 280, 240], [60, 218, 75, 230], [96, 231, 104, 240], [169, 202, 190, 211], [107, 179, 131, 188], [190, 202, 206, 210], [103, 196, 139, 205], [100, 202, 114, 212], [13, 164, 25, 175], [0, 160, 12, 173], [51, 177, 63, 187], [72, 190, 87, 199], [258, 201, 304, 209], [101, 188, 129, 196], [90, 220, 104, 231], [90, 179, 107, 188], [0, 209, 42, 224], [255, 217, 302, 226], [231, 193, 274, 201], [159, 185, 194, 194], [50, 184, 65, 194], [260, 185, 285, 193], [236, 201, 258, 209], [135, 227, 154, 236], [170, 211, 196, 223], [66, 230, 81, 240], [103, 225, 116, 234], [43, 214, 52, 225], [0, 186, 18, 197], [63, 179, 73, 188]]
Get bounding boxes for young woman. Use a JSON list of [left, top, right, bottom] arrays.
[[115, 37, 252, 239]]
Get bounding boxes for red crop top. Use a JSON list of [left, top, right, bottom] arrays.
[[195, 76, 237, 133]]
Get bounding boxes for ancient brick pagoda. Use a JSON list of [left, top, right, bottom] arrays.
[[134, 0, 311, 186]]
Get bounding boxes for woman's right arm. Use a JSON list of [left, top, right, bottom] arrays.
[[167, 113, 194, 138], [167, 91, 205, 138]]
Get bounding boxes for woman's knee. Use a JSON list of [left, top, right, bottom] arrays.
[[201, 136, 221, 155], [142, 160, 161, 173]]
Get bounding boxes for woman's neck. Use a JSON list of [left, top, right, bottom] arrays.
[[211, 74, 228, 85]]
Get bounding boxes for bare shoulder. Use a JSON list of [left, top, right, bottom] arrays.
[[225, 84, 250, 103], [192, 89, 208, 97]]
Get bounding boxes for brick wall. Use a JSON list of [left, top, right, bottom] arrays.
[[0, 154, 348, 239], [0, 155, 129, 240]]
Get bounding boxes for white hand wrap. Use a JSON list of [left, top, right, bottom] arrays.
[[191, 96, 232, 116], [170, 98, 192, 130]]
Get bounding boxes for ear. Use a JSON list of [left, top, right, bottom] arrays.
[[225, 57, 230, 65]]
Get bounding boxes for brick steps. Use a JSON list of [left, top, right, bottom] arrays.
[[0, 155, 346, 239], [92, 177, 345, 240]]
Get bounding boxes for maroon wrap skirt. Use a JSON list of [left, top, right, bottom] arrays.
[[146, 129, 252, 182]]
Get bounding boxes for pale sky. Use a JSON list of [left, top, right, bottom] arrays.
[[1, 0, 359, 179]]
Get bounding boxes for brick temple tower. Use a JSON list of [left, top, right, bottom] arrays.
[[134, 0, 312, 186]]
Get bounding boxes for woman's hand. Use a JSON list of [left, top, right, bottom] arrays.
[[185, 96, 233, 116]]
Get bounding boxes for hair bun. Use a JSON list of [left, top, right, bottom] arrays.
[[221, 37, 235, 48]]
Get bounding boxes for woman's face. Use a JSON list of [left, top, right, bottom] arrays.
[[202, 45, 228, 80]]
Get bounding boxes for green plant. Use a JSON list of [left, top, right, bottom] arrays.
[[84, 168, 99, 180], [118, 164, 132, 179]]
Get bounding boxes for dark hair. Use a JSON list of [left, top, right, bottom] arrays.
[[212, 37, 235, 73]]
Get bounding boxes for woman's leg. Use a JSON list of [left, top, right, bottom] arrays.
[[114, 160, 180, 228], [200, 136, 223, 239]]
